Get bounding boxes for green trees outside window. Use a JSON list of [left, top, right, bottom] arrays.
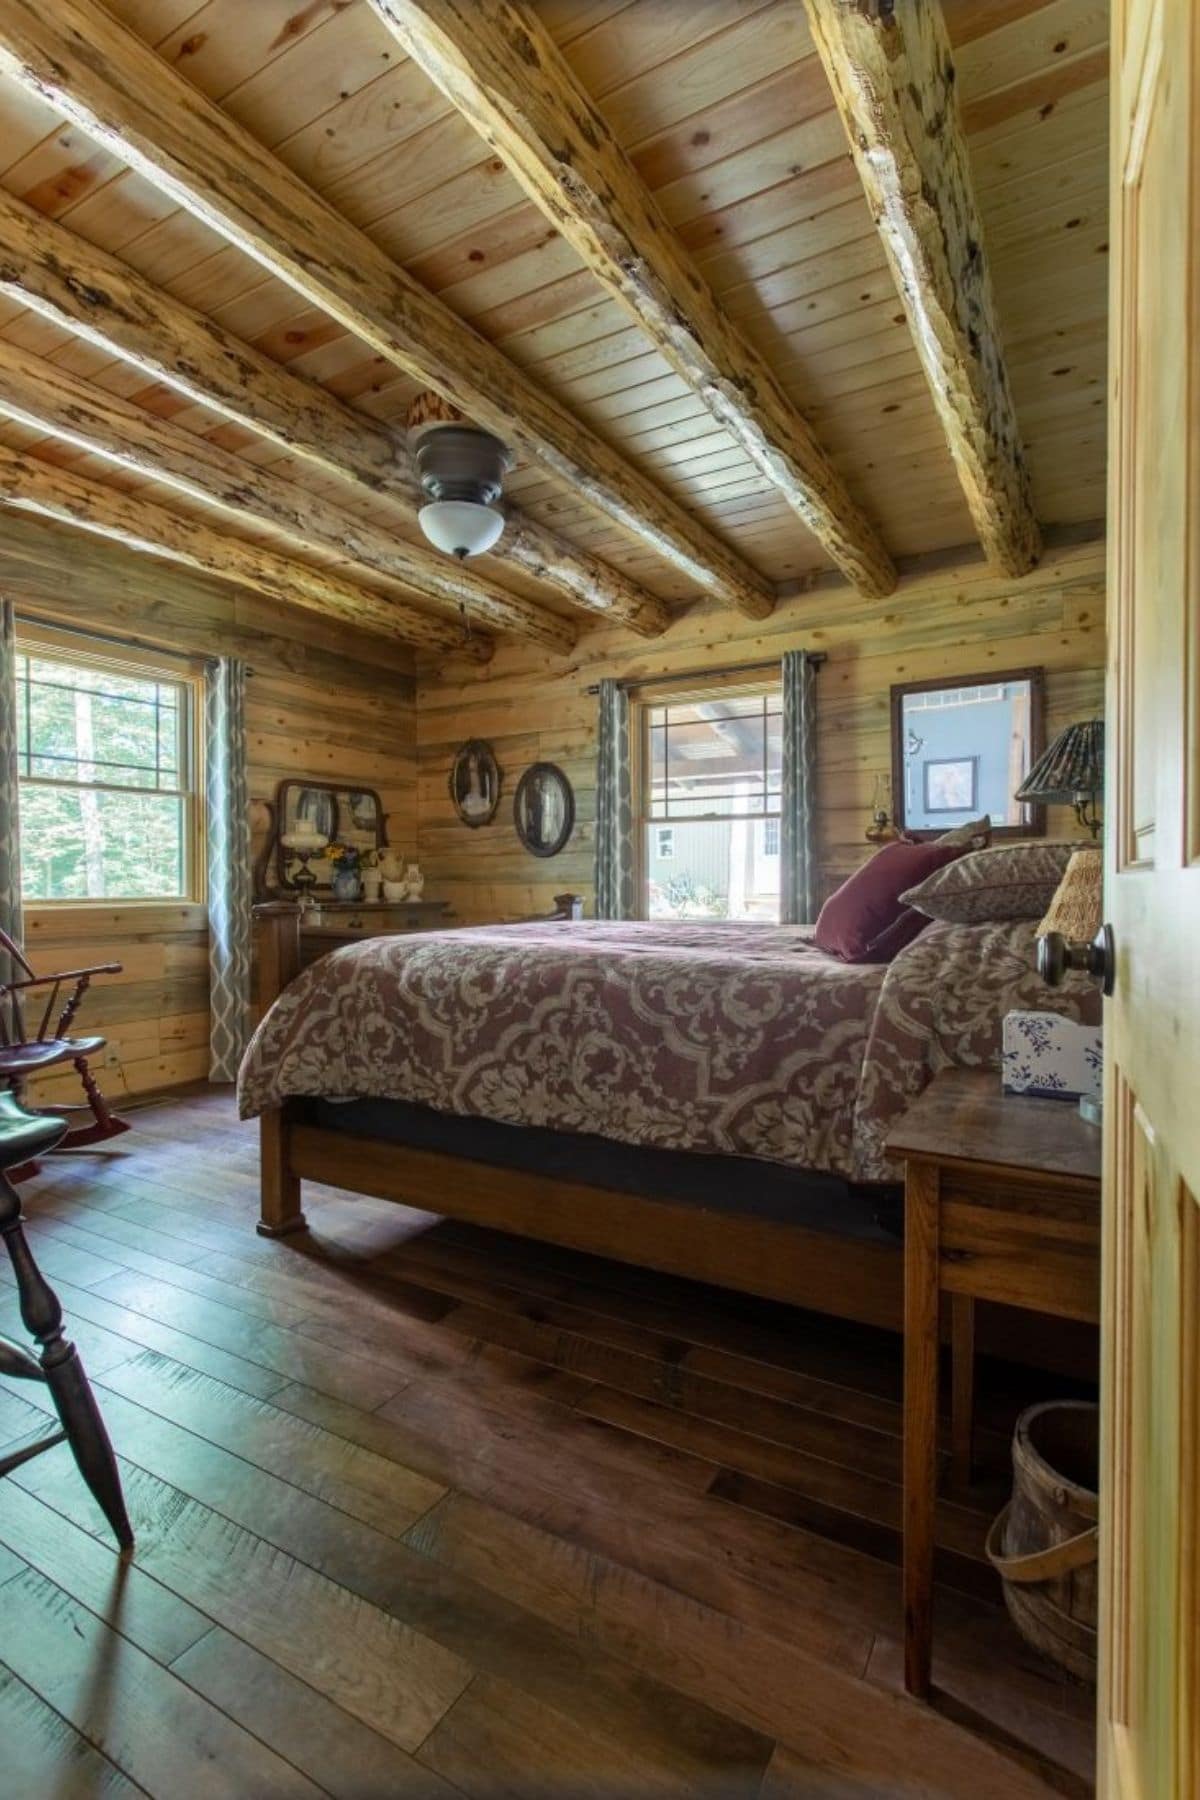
[[16, 647, 194, 903]]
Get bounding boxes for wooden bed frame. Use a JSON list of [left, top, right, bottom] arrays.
[[251, 903, 1096, 1374], [253, 902, 905, 1329]]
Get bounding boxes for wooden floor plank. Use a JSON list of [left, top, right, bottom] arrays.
[[0, 1479, 211, 1666], [417, 1671, 761, 1799], [14, 1439, 472, 1756], [169, 1630, 464, 1800], [275, 1372, 883, 1674], [356, 1227, 910, 1434], [0, 1564, 324, 1799], [406, 1494, 1079, 1800], [13, 1391, 773, 1788], [576, 1384, 998, 1561], [0, 1661, 146, 1800], [100, 1349, 445, 1537], [4, 1271, 290, 1400], [82, 1265, 409, 1411], [5, 1095, 1095, 1798]]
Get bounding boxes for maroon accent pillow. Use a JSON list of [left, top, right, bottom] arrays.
[[813, 840, 966, 963], [849, 906, 931, 966]]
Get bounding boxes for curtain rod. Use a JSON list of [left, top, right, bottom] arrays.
[[584, 652, 826, 697]]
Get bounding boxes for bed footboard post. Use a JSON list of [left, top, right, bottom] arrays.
[[253, 903, 306, 1238]]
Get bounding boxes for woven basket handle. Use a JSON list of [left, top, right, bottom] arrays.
[[985, 1502, 1099, 1582]]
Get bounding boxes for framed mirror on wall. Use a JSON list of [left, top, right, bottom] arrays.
[[271, 780, 387, 891], [890, 668, 1045, 840]]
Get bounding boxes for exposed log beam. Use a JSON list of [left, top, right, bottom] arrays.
[[803, 0, 1041, 576], [0, 183, 670, 638], [368, 0, 897, 601], [0, 0, 772, 619], [0, 340, 576, 655], [0, 442, 491, 662]]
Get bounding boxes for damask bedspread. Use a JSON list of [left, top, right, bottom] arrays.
[[237, 918, 1100, 1182]]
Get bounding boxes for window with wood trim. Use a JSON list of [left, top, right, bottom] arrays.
[[638, 682, 782, 921], [15, 628, 204, 904]]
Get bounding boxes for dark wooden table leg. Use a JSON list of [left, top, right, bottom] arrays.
[[903, 1157, 940, 1700], [950, 1292, 976, 1493]]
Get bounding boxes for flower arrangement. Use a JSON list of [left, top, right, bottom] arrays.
[[325, 841, 362, 871]]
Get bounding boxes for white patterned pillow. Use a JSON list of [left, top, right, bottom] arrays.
[[900, 841, 1076, 924]]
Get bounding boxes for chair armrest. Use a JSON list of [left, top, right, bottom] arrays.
[[4, 963, 123, 991]]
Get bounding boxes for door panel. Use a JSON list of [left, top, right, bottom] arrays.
[[1102, 0, 1200, 1793]]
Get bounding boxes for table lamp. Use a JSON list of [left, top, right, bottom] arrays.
[[1014, 719, 1104, 836], [1035, 844, 1109, 1125]]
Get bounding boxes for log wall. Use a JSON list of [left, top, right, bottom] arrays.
[[2, 513, 417, 1103], [417, 536, 1106, 922]]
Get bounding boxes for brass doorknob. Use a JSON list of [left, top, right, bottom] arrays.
[[1037, 922, 1115, 996]]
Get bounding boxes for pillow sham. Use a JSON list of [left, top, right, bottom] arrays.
[[900, 840, 1076, 925], [935, 814, 992, 850], [813, 839, 965, 962]]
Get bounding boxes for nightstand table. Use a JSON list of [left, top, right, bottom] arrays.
[[886, 1068, 1101, 1698]]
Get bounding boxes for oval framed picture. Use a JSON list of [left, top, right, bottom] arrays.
[[514, 762, 575, 858], [449, 739, 501, 828]]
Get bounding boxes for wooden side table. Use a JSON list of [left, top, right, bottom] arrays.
[[886, 1068, 1101, 1698]]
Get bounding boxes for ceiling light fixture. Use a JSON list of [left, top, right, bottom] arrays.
[[409, 392, 512, 561]]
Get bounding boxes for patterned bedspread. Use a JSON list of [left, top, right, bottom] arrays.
[[238, 918, 1101, 1182]]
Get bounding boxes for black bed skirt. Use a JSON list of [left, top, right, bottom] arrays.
[[309, 1096, 902, 1244]]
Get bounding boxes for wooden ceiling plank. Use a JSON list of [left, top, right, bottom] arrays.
[[0, 183, 670, 637], [804, 0, 1042, 578], [0, 336, 577, 654], [0, 0, 771, 618], [0, 437, 491, 661], [365, 0, 896, 599]]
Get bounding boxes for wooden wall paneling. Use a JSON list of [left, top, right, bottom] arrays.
[[417, 537, 1107, 923], [2, 515, 418, 1104]]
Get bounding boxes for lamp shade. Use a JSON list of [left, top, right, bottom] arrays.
[[418, 499, 505, 560], [1038, 845, 1102, 940], [1015, 719, 1104, 806]]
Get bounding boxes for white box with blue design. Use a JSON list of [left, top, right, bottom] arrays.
[[1001, 1011, 1103, 1101]]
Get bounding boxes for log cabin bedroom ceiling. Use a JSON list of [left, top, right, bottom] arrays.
[[0, 0, 1107, 667]]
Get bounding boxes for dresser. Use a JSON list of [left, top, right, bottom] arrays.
[[297, 898, 454, 967]]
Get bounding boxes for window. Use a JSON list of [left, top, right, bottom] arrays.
[[639, 683, 781, 921], [15, 630, 203, 903]]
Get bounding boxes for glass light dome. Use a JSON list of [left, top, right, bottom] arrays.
[[418, 498, 505, 560]]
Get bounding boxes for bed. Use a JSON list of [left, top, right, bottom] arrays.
[[241, 904, 1100, 1333]]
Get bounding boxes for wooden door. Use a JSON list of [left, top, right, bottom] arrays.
[[1101, 0, 1200, 1793]]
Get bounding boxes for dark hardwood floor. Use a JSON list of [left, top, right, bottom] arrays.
[[0, 1089, 1097, 1797]]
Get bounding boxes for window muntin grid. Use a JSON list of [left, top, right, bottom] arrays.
[[14, 642, 197, 903], [644, 688, 782, 822]]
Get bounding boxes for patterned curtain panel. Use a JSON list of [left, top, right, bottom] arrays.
[[206, 657, 252, 1083], [594, 678, 635, 920], [780, 649, 818, 925], [0, 601, 23, 974]]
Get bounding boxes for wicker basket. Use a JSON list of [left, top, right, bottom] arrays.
[[986, 1399, 1099, 1684]]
